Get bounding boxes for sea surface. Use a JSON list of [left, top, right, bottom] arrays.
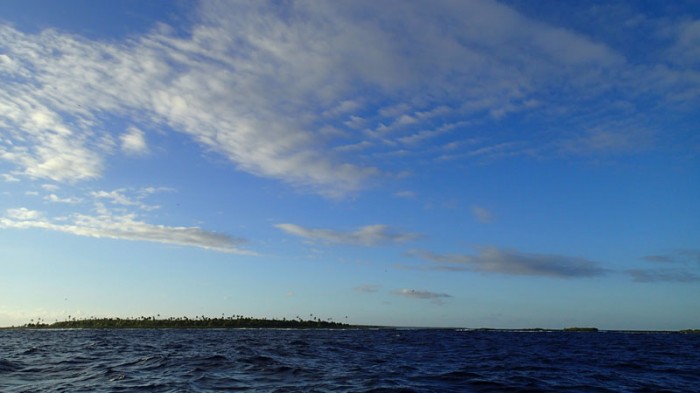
[[1, 328, 699, 392]]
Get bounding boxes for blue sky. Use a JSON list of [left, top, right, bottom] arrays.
[[1, 0, 699, 329]]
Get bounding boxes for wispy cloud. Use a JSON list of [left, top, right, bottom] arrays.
[[6, 207, 43, 221], [44, 193, 82, 204], [89, 187, 170, 211], [644, 250, 700, 265], [0, 207, 252, 255], [643, 255, 675, 263], [275, 223, 420, 246], [1, 1, 696, 197], [392, 289, 452, 305], [407, 247, 608, 278], [629, 250, 700, 283], [626, 269, 700, 283]]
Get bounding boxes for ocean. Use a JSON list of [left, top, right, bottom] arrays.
[[1, 328, 698, 392]]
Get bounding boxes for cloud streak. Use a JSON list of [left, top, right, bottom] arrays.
[[628, 250, 700, 283], [275, 223, 420, 246], [408, 247, 608, 278], [626, 269, 700, 283], [0, 207, 252, 255], [392, 289, 452, 305]]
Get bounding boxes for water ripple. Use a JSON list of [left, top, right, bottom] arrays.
[[1, 329, 699, 392]]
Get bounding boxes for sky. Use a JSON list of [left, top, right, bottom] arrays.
[[0, 0, 699, 330]]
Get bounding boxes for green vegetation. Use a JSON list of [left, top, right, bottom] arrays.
[[563, 327, 599, 332], [680, 329, 700, 334], [19, 315, 350, 329]]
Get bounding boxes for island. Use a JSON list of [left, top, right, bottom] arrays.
[[563, 327, 599, 332], [16, 315, 351, 329]]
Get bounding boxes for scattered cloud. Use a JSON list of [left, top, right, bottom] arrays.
[[334, 141, 373, 153], [41, 184, 60, 192], [1, 174, 20, 182], [120, 127, 149, 156], [1, 1, 696, 198], [275, 223, 421, 246], [0, 207, 252, 255], [392, 289, 451, 305], [45, 193, 82, 204], [6, 208, 43, 221], [90, 188, 165, 211], [407, 247, 608, 278]]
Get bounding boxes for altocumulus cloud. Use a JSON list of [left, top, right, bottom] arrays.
[[120, 127, 149, 156], [275, 223, 420, 246], [2, 1, 697, 198], [407, 247, 608, 278]]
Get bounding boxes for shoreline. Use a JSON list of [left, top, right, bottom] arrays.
[[1, 319, 698, 334]]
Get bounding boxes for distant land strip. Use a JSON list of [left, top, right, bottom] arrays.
[[3, 317, 699, 333], [9, 315, 351, 329]]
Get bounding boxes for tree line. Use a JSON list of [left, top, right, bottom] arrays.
[[21, 314, 350, 329]]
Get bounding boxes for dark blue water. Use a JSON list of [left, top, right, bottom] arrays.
[[1, 329, 699, 392]]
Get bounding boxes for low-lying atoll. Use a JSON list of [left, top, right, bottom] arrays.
[[563, 327, 599, 332], [18, 315, 350, 329]]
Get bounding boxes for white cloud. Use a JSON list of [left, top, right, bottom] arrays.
[[44, 193, 82, 204], [120, 127, 149, 155], [275, 223, 420, 246], [0, 207, 252, 255], [0, 82, 105, 182], [90, 188, 163, 210], [5, 208, 43, 221], [41, 184, 60, 192], [0, 1, 697, 195], [91, 189, 138, 206], [1, 173, 20, 182]]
